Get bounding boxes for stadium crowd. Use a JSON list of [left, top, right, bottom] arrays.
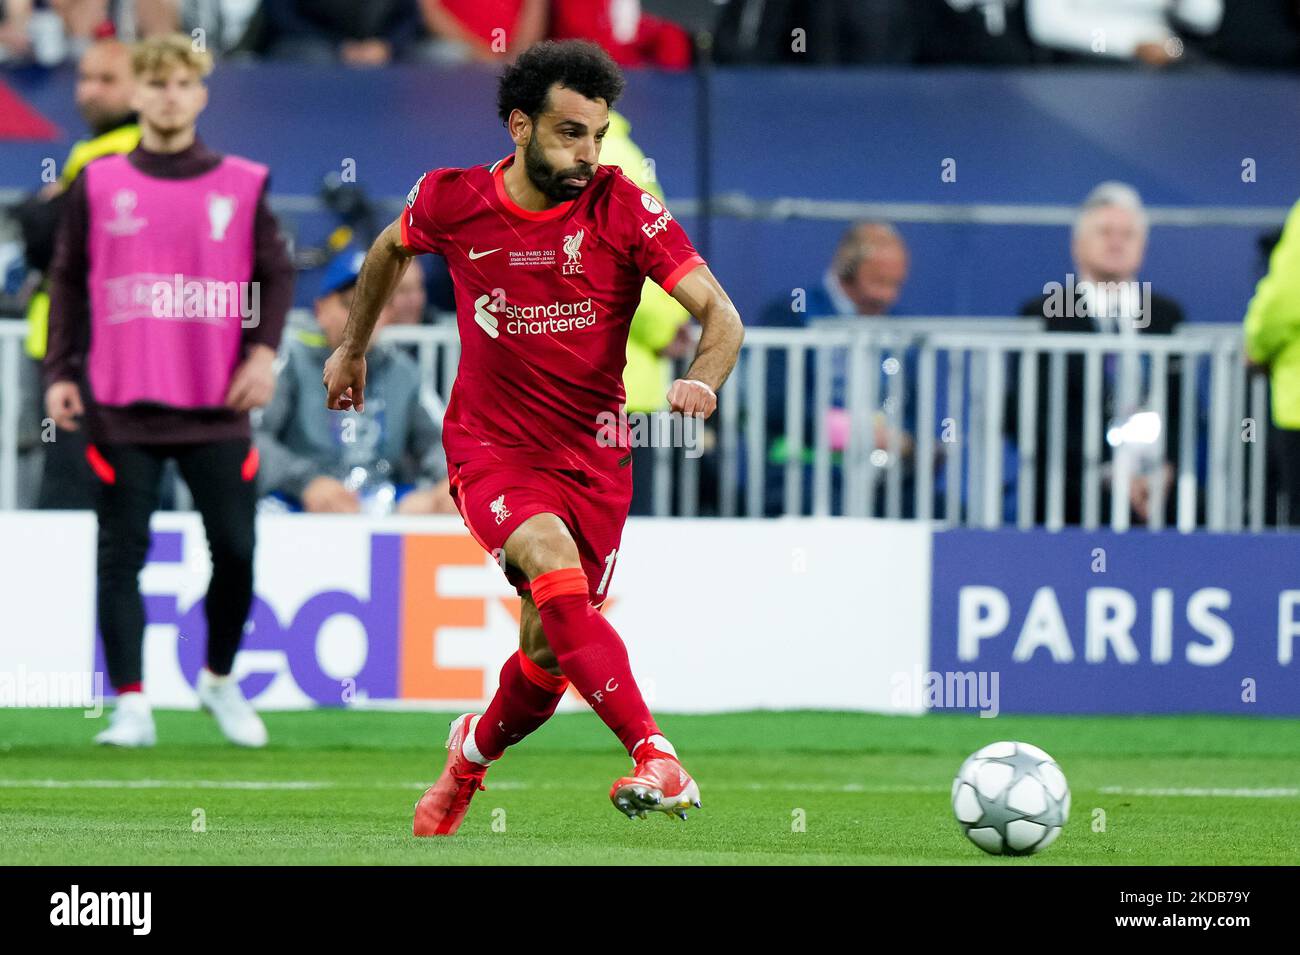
[[2, 1, 1299, 70], [0, 0, 694, 68], [3, 4, 1299, 527]]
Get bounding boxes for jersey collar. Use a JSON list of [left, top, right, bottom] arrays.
[[492, 154, 576, 222]]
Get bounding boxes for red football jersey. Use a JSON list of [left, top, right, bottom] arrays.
[[400, 153, 705, 480]]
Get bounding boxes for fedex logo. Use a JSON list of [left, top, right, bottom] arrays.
[[95, 529, 520, 705]]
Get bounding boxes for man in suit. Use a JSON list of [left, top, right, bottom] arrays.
[[1007, 181, 1186, 527], [755, 221, 913, 516]]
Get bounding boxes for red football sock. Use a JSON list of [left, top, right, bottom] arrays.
[[531, 567, 660, 755], [472, 649, 568, 761]]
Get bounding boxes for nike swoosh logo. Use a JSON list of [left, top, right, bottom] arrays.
[[468, 247, 502, 260]]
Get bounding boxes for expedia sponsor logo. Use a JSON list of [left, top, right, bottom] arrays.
[[640, 197, 674, 239], [473, 293, 597, 338]]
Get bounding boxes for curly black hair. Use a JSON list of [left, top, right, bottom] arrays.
[[497, 40, 626, 125]]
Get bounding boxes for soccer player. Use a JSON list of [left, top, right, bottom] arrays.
[[44, 35, 293, 747], [322, 40, 744, 835]]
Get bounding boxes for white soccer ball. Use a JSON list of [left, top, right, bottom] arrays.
[[951, 741, 1070, 856]]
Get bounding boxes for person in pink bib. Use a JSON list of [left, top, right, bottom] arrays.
[[44, 34, 294, 749]]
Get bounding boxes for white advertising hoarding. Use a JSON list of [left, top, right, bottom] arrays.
[[0, 513, 931, 713]]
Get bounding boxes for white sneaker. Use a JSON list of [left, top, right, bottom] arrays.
[[196, 669, 268, 748], [94, 692, 156, 747]]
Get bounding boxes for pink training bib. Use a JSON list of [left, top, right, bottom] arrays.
[[84, 153, 267, 409]]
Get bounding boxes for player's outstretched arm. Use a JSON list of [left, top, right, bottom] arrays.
[[666, 264, 744, 419], [322, 216, 417, 411]]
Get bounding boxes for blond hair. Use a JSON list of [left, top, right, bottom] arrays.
[[132, 34, 213, 80]]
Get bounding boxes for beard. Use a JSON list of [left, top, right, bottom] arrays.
[[523, 134, 593, 202], [80, 103, 134, 137]]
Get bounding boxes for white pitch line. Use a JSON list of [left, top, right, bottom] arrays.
[[1100, 786, 1299, 799], [0, 779, 335, 790], [0, 779, 939, 793], [427, 782, 947, 794], [2, 780, 1295, 798]]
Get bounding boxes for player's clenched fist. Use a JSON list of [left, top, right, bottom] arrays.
[[323, 347, 367, 412], [667, 378, 717, 419]]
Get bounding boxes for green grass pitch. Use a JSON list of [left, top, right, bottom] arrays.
[[1, 708, 1296, 865]]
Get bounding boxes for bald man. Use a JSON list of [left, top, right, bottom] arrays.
[[827, 221, 910, 317], [70, 38, 138, 145], [15, 37, 141, 509], [18, 38, 138, 277], [755, 220, 915, 516]]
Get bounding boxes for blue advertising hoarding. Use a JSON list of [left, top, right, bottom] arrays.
[[930, 529, 1300, 715]]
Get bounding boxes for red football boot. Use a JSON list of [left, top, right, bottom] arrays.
[[413, 713, 489, 836], [609, 741, 702, 821]]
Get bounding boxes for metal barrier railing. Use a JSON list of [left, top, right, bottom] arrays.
[[734, 319, 1262, 530], [0, 320, 19, 510], [0, 316, 1265, 529]]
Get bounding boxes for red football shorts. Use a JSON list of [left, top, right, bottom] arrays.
[[447, 458, 634, 607]]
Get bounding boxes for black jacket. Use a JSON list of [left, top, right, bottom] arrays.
[[1004, 290, 1188, 525]]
